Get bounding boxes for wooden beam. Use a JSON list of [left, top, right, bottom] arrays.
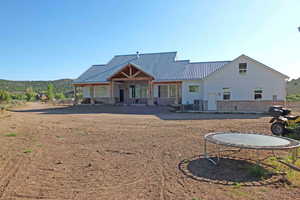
[[129, 65, 132, 76], [73, 83, 109, 87], [121, 72, 130, 78], [112, 77, 153, 81], [153, 81, 182, 84], [132, 71, 141, 77]]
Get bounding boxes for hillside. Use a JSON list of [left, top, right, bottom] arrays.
[[287, 77, 300, 95], [0, 79, 73, 94]]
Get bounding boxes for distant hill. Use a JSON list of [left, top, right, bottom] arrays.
[[287, 78, 300, 95], [0, 79, 74, 94], [0, 77, 299, 96]]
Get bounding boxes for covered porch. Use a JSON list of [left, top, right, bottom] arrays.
[[74, 64, 182, 105]]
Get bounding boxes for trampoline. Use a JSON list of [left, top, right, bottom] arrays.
[[204, 132, 300, 169]]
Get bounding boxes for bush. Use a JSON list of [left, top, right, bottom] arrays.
[[11, 93, 27, 101], [0, 90, 11, 102], [287, 94, 300, 102], [47, 84, 55, 101], [55, 92, 65, 100], [25, 87, 36, 101]]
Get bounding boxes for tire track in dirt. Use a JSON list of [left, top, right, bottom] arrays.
[[0, 157, 24, 199]]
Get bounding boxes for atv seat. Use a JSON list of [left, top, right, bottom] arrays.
[[286, 116, 299, 120]]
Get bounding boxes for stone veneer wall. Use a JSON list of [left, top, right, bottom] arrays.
[[154, 97, 178, 105], [217, 100, 285, 112], [94, 97, 113, 104]]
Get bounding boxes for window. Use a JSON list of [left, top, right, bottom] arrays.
[[94, 86, 108, 97], [223, 88, 231, 100], [158, 85, 168, 98], [130, 85, 148, 98], [239, 63, 247, 74], [129, 85, 136, 98], [273, 95, 278, 101], [189, 85, 199, 93], [254, 89, 263, 100], [169, 85, 176, 97]]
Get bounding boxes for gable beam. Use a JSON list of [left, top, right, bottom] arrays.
[[121, 71, 130, 78], [132, 71, 141, 78]]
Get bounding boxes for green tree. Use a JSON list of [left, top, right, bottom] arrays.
[[0, 90, 11, 102], [55, 92, 65, 100], [47, 84, 55, 101], [25, 87, 36, 101]]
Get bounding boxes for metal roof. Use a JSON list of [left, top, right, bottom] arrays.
[[182, 61, 230, 80], [73, 52, 286, 84]]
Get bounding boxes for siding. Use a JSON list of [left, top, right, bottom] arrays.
[[182, 80, 203, 104], [203, 56, 287, 103]]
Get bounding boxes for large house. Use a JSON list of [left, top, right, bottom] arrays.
[[73, 52, 289, 112]]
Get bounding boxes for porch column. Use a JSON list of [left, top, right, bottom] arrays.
[[175, 83, 179, 105], [91, 86, 95, 104], [110, 80, 115, 104], [147, 80, 154, 105], [74, 86, 78, 105]]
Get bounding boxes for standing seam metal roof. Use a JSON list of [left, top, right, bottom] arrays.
[[73, 52, 231, 83]]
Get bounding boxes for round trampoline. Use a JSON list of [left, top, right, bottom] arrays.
[[204, 132, 300, 166]]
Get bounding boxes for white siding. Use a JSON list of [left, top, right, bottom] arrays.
[[203, 56, 287, 102], [182, 80, 204, 104]]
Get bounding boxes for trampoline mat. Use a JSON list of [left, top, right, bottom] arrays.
[[205, 133, 300, 150]]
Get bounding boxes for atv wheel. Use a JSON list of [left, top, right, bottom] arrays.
[[271, 122, 285, 136]]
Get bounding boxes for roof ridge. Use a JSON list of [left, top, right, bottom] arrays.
[[189, 60, 231, 64], [92, 64, 105, 66], [114, 51, 177, 57]]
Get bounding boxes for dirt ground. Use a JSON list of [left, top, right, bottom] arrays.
[[0, 102, 299, 200]]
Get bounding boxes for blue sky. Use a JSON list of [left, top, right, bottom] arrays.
[[0, 0, 299, 81]]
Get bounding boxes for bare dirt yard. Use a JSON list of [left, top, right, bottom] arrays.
[[0, 102, 299, 200]]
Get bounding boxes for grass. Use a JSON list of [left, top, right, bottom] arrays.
[[23, 149, 32, 153], [4, 133, 17, 137], [265, 154, 300, 186]]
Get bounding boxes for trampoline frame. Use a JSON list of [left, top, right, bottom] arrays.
[[204, 132, 300, 166]]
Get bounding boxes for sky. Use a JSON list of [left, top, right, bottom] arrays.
[[0, 0, 299, 81]]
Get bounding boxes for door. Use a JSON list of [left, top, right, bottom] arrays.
[[207, 93, 217, 110], [119, 89, 124, 102]]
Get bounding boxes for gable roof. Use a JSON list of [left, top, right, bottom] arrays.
[[74, 52, 289, 84], [202, 54, 289, 80]]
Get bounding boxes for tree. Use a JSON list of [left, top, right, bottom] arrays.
[[55, 92, 65, 100], [0, 90, 11, 102], [47, 84, 55, 101], [25, 87, 36, 101]]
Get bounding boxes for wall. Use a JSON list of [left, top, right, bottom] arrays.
[[217, 100, 285, 112], [203, 55, 287, 110], [181, 80, 203, 104]]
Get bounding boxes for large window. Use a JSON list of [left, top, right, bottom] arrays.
[[158, 85, 168, 98], [94, 86, 108, 97], [254, 89, 263, 100], [223, 88, 231, 100], [239, 63, 247, 74], [189, 85, 199, 93], [169, 85, 176, 97]]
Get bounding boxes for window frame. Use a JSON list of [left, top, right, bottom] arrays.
[[254, 89, 263, 100], [239, 63, 248, 74], [189, 85, 200, 93], [223, 88, 231, 100]]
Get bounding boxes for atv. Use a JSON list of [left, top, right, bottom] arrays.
[[269, 106, 300, 136]]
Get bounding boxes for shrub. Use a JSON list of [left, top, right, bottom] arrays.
[[0, 90, 11, 102], [25, 87, 36, 101], [55, 92, 65, 100], [47, 84, 55, 101]]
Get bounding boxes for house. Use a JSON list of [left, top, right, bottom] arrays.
[[73, 52, 289, 112]]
